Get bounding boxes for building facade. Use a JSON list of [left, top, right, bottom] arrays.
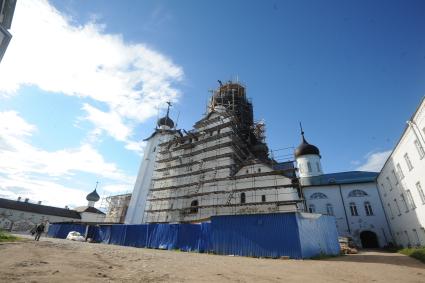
[[296, 130, 392, 248], [0, 197, 81, 232], [127, 81, 301, 224], [377, 97, 425, 247], [0, 188, 105, 232]]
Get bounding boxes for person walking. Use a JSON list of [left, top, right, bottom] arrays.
[[34, 222, 45, 241]]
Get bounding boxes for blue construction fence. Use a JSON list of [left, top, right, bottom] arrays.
[[47, 212, 340, 259]]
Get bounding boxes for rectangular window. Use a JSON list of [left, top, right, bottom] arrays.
[[397, 163, 405, 179], [316, 162, 320, 172], [386, 177, 393, 191], [394, 199, 402, 215], [401, 194, 409, 212], [387, 203, 394, 218], [406, 190, 416, 209], [392, 170, 399, 185], [350, 203, 358, 216], [261, 195, 266, 202], [416, 182, 425, 204], [364, 202, 374, 216], [414, 140, 425, 159], [307, 162, 312, 173], [404, 153, 413, 171], [308, 204, 315, 213]]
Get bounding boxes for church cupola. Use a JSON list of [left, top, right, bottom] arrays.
[[295, 124, 323, 178], [86, 182, 100, 207], [157, 102, 175, 130]]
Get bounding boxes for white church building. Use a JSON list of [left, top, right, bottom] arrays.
[[295, 130, 392, 248]]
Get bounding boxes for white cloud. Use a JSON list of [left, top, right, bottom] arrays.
[[356, 150, 392, 172], [82, 103, 131, 142], [0, 0, 183, 150], [0, 111, 135, 207]]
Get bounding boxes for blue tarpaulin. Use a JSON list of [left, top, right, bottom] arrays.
[[47, 212, 340, 259], [210, 213, 340, 259]]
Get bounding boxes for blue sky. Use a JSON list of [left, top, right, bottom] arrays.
[[0, 0, 424, 207]]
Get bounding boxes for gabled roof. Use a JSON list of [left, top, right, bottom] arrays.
[[0, 198, 81, 219], [300, 171, 378, 187], [73, 206, 105, 215]]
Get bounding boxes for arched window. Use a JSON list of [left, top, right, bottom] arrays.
[[364, 201, 373, 216], [308, 204, 316, 213], [310, 192, 328, 199], [350, 202, 358, 216], [348, 190, 368, 197], [240, 193, 246, 204], [190, 200, 198, 214], [326, 203, 334, 216]]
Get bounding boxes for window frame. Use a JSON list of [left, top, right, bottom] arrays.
[[349, 202, 359, 216], [414, 139, 425, 159], [240, 192, 246, 204], [416, 182, 425, 204], [396, 163, 405, 179], [364, 201, 374, 216], [404, 153, 414, 171]]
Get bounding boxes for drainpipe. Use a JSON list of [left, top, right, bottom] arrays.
[[338, 184, 351, 234]]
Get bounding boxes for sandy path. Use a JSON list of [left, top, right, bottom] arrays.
[[0, 236, 424, 282]]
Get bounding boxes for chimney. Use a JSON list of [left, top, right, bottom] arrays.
[[17, 196, 21, 201], [37, 201, 42, 205], [24, 198, 29, 203]]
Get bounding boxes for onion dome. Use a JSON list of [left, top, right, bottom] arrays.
[[86, 189, 100, 202], [295, 126, 320, 158], [157, 116, 174, 128]]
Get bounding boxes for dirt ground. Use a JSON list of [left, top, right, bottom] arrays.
[[0, 236, 424, 283]]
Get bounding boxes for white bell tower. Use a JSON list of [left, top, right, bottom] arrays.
[[295, 124, 323, 178], [125, 102, 176, 224]]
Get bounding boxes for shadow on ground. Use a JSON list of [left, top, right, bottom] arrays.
[[327, 250, 425, 269]]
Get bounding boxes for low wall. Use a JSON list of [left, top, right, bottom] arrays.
[[47, 212, 339, 259]]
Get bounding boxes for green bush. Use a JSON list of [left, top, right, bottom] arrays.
[[399, 247, 425, 264], [0, 229, 19, 242]]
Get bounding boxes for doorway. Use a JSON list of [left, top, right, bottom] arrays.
[[360, 231, 379, 248]]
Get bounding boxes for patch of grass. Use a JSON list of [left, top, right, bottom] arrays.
[[0, 229, 20, 242], [399, 247, 425, 264]]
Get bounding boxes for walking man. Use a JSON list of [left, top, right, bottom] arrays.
[[34, 222, 45, 241]]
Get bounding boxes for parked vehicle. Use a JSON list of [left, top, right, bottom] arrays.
[[66, 231, 85, 242]]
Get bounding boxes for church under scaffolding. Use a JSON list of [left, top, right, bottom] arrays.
[[132, 81, 302, 224]]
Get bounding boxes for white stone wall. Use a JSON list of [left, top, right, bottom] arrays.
[[0, 208, 78, 232], [304, 182, 392, 248], [125, 130, 176, 224], [80, 212, 105, 223], [377, 98, 425, 247], [296, 154, 323, 178]]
